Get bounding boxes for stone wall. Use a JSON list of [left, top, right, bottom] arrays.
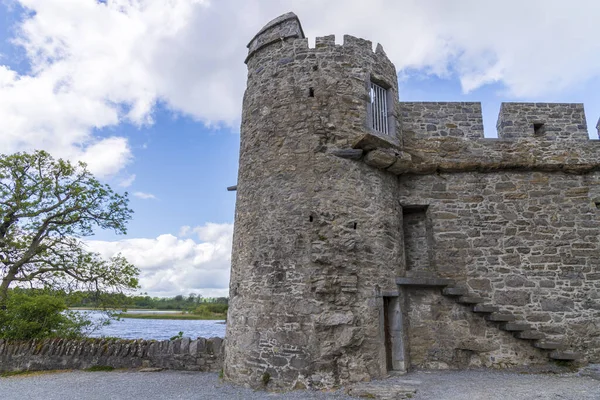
[[496, 103, 589, 140], [404, 288, 550, 369], [399, 171, 600, 367], [0, 337, 223, 373], [400, 102, 484, 139]]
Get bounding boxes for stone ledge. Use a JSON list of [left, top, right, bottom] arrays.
[[347, 381, 418, 400], [396, 277, 454, 286], [352, 132, 400, 151], [353, 135, 600, 175]]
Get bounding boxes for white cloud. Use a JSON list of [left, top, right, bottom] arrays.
[[133, 191, 156, 200], [86, 223, 233, 297], [1, 0, 599, 176], [118, 174, 136, 188]]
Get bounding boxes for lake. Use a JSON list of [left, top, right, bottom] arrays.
[[77, 311, 226, 340]]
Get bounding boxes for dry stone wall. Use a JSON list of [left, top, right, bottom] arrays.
[[0, 337, 223, 373]]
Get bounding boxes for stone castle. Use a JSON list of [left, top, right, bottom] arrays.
[[224, 12, 600, 390]]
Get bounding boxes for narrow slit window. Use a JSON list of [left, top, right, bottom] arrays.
[[370, 81, 389, 135]]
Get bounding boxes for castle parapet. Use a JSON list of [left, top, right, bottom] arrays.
[[496, 102, 589, 140], [401, 102, 484, 139]]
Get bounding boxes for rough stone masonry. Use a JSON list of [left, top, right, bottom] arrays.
[[224, 12, 600, 390]]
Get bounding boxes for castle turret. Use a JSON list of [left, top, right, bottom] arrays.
[[224, 13, 405, 389]]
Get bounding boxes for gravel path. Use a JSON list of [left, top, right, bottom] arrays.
[[0, 369, 597, 400], [401, 370, 600, 400]]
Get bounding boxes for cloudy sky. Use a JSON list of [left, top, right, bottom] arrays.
[[1, 0, 599, 298]]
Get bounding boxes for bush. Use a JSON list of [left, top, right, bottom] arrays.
[[0, 292, 91, 340], [191, 303, 228, 317]]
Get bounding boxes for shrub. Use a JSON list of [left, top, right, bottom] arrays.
[[0, 291, 91, 340], [191, 303, 228, 316]]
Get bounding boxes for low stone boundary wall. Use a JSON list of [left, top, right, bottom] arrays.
[[0, 337, 224, 373]]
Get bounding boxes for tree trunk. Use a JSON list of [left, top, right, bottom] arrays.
[[0, 272, 15, 307]]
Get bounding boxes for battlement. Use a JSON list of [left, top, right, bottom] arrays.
[[245, 13, 393, 72], [401, 102, 484, 139], [497, 102, 589, 140]]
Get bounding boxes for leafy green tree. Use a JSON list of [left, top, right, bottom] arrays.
[[0, 150, 139, 306]]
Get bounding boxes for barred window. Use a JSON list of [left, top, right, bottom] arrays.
[[370, 81, 389, 135]]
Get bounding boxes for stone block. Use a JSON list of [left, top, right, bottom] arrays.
[[494, 290, 531, 306], [316, 311, 354, 326], [486, 313, 516, 322], [540, 298, 574, 312], [515, 330, 545, 340], [550, 351, 582, 361], [473, 304, 500, 313], [457, 296, 486, 304], [347, 382, 418, 400], [364, 149, 397, 169]]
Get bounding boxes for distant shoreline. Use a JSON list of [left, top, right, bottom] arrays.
[[69, 308, 227, 320], [119, 312, 226, 321], [69, 307, 182, 312]]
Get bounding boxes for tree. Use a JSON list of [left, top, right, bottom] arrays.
[[0, 150, 139, 306]]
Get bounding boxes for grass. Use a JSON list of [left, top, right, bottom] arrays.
[[118, 312, 226, 320], [1, 370, 70, 378], [84, 366, 115, 372]]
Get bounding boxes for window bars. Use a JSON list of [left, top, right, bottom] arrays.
[[370, 82, 389, 135]]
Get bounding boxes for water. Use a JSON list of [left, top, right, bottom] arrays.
[[76, 311, 226, 340]]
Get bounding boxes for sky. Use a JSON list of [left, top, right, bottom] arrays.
[[1, 0, 599, 298]]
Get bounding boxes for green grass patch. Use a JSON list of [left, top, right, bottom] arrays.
[[1, 370, 68, 378], [1, 370, 35, 378], [119, 312, 225, 320], [84, 366, 115, 372]]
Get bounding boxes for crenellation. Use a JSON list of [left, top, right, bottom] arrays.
[[401, 102, 485, 139], [496, 102, 589, 140], [315, 34, 335, 48], [342, 34, 372, 51]]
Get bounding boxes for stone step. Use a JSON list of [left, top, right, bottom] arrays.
[[515, 330, 545, 340], [534, 341, 563, 350], [473, 304, 500, 313], [457, 296, 487, 305], [486, 313, 516, 322], [549, 351, 582, 361], [500, 322, 530, 332], [442, 287, 468, 296]]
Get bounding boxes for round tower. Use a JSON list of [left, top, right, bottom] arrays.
[[225, 12, 404, 389]]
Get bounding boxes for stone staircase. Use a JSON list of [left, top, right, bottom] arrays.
[[440, 284, 582, 362]]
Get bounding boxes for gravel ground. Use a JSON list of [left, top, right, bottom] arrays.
[[0, 369, 598, 400]]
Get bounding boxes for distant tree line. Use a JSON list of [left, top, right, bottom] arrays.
[[67, 291, 229, 311]]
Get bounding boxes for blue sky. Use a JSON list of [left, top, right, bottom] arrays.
[[1, 0, 599, 297]]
